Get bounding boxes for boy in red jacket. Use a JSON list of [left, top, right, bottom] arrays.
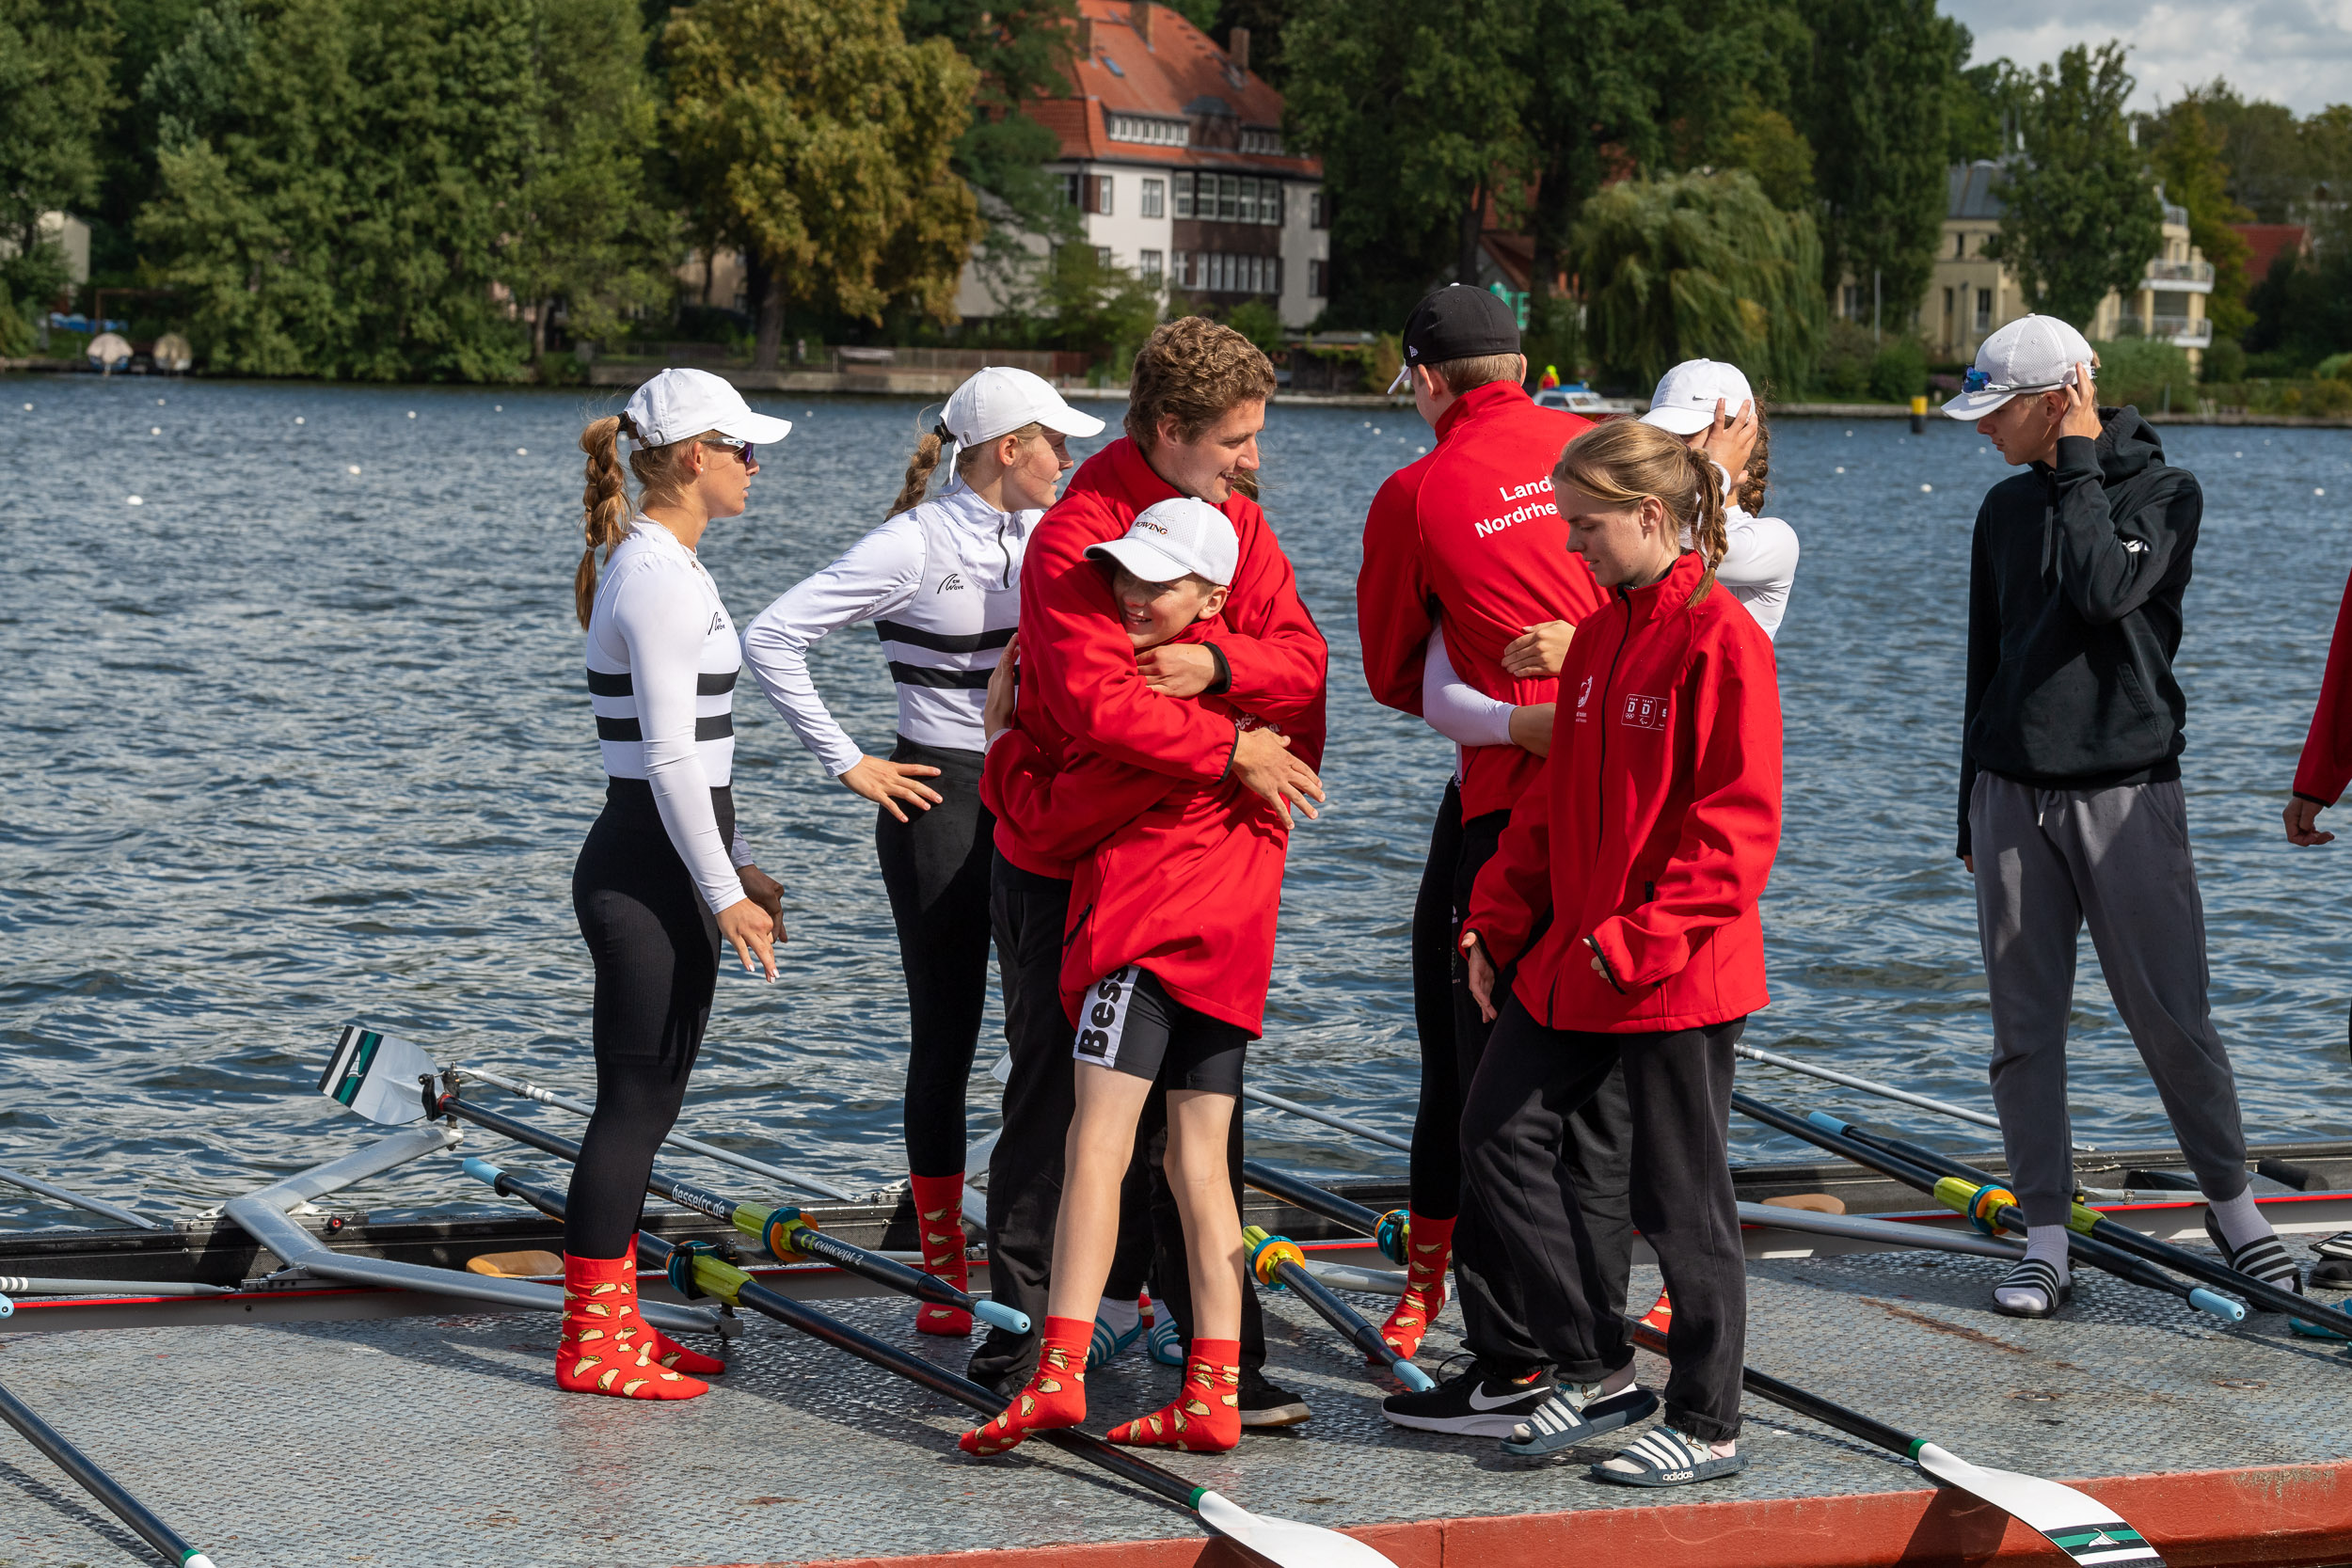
[[1460, 420, 1782, 1489], [963, 498, 1316, 1455]]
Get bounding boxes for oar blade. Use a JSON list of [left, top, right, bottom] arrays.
[[1915, 1444, 2166, 1566], [1196, 1491, 1398, 1568], [320, 1024, 437, 1125]]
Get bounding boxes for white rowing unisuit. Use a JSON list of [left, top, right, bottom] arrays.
[[741, 480, 1032, 774], [585, 519, 752, 915]]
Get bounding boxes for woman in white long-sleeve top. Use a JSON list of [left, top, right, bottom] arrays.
[[741, 368, 1104, 1335], [1639, 358, 1800, 641], [560, 367, 792, 1402]]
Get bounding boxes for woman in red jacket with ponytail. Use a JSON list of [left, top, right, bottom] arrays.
[[1458, 418, 1783, 1489]]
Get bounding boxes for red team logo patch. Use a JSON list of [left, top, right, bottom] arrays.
[[1621, 693, 1668, 731]]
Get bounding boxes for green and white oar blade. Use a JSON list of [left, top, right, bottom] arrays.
[[320, 1024, 438, 1125], [1915, 1444, 2164, 1566], [1195, 1489, 1396, 1568]]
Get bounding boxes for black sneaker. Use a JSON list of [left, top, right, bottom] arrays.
[[1381, 1357, 1554, 1436], [1237, 1366, 1311, 1428]]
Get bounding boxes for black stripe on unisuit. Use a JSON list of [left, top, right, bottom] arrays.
[[888, 661, 994, 690], [586, 668, 737, 697], [596, 714, 736, 743], [874, 621, 1016, 655]]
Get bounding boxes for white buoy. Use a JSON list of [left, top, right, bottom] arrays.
[[150, 426, 160, 435], [294, 417, 304, 425], [407, 411, 417, 419], [347, 466, 361, 475], [516, 447, 528, 455], [1372, 427, 1381, 435], [2234, 450, 2243, 457], [126, 496, 143, 506], [20, 403, 29, 411], [1845, 429, 1853, 436], [494, 404, 502, 412], [1835, 466, 1846, 474]]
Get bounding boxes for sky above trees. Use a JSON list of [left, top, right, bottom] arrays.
[[1941, 1, 2352, 115]]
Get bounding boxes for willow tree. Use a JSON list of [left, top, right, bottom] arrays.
[[667, 0, 984, 371], [1570, 168, 1826, 392]]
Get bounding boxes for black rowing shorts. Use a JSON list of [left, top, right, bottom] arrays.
[[1073, 965, 1248, 1095]]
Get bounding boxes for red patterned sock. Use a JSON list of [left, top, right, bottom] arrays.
[[959, 1316, 1091, 1456], [554, 1251, 707, 1401], [909, 1173, 973, 1336], [1108, 1338, 1241, 1452], [1378, 1212, 1454, 1361]]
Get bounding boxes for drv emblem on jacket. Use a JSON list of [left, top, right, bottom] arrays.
[[936, 573, 967, 593], [1574, 674, 1595, 722], [1621, 693, 1669, 731]]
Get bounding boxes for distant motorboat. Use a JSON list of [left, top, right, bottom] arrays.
[[1534, 382, 1642, 419], [153, 333, 193, 374], [85, 332, 132, 373]]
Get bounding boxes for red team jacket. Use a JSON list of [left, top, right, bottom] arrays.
[[2296, 564, 2352, 805], [985, 438, 1327, 1032], [1358, 380, 1605, 818], [1466, 552, 1783, 1034]]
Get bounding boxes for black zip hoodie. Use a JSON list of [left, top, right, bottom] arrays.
[[1957, 407, 2200, 858]]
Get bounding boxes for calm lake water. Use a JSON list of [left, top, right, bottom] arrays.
[[8, 372, 2352, 1227]]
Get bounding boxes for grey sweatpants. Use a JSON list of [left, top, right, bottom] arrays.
[[1969, 773, 2252, 1227]]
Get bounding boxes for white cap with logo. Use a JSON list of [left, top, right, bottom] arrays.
[[1640, 358, 1756, 436], [1943, 314, 2095, 418], [1086, 497, 1240, 587], [623, 367, 796, 447], [943, 366, 1106, 448]]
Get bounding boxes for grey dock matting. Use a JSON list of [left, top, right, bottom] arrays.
[[0, 1242, 2345, 1568]]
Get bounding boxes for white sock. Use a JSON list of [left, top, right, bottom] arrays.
[[2206, 1186, 2273, 1252], [1708, 1438, 1737, 1458], [1096, 1295, 1141, 1336], [2024, 1225, 2072, 1282]]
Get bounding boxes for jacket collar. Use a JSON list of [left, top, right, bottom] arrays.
[[1434, 378, 1531, 443], [1614, 550, 1708, 623], [937, 476, 1036, 535], [1106, 436, 1185, 509]]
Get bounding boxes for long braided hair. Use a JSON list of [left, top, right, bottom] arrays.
[[573, 414, 711, 628], [885, 416, 1048, 518]]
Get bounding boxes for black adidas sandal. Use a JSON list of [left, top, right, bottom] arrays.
[[1990, 1258, 2072, 1319], [1590, 1426, 1747, 1488], [2312, 1232, 2352, 1262], [1499, 1385, 1661, 1456], [2203, 1211, 2302, 1295]]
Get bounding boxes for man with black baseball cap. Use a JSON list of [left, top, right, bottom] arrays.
[[1359, 285, 1654, 1442]]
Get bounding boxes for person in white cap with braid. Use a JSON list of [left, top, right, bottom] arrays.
[[560, 366, 793, 1401], [740, 367, 1104, 1337], [1639, 358, 1800, 640], [1945, 313, 2298, 1319]]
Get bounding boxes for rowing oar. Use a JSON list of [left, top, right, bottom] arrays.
[[1734, 1043, 2095, 1153], [0, 1277, 231, 1298], [0, 1372, 219, 1567], [464, 1159, 1394, 1568], [1240, 1162, 1410, 1264], [1733, 1094, 2243, 1323], [413, 1083, 1026, 1336], [1622, 1314, 2165, 1567], [0, 1165, 161, 1230], [1241, 1227, 1433, 1391], [1811, 1110, 2352, 1340]]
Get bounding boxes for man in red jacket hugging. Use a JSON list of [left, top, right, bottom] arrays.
[[965, 317, 1328, 1431], [964, 496, 1320, 1453]]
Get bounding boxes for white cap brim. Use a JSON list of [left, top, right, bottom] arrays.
[[1086, 537, 1205, 584], [1941, 389, 2020, 419], [1387, 364, 1412, 395], [1639, 406, 1715, 436], [1033, 403, 1106, 439], [708, 409, 797, 444]]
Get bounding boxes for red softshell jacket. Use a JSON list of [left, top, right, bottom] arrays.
[[992, 436, 1327, 881], [1466, 552, 1782, 1033], [1358, 380, 1606, 818], [2295, 563, 2352, 805], [982, 623, 1308, 1035]]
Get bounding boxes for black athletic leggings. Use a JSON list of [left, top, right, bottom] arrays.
[[566, 778, 725, 1259], [875, 736, 995, 1179]]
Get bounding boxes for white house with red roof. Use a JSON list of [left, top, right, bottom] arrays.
[[953, 1, 1329, 329]]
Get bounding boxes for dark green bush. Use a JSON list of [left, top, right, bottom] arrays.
[[2201, 336, 2246, 383], [1867, 338, 1929, 402], [2090, 337, 2194, 411]]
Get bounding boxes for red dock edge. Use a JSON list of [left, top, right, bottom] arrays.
[[700, 1458, 2352, 1568]]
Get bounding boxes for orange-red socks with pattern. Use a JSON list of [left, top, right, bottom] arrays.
[[554, 1250, 708, 1400], [1378, 1212, 1454, 1361], [960, 1315, 1091, 1455], [1108, 1339, 1241, 1452], [910, 1173, 974, 1336]]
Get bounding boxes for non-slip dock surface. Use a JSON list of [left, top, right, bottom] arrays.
[[0, 1242, 2344, 1568]]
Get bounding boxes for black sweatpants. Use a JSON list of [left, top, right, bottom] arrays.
[[874, 736, 995, 1180], [970, 852, 1265, 1393], [1409, 779, 1634, 1375], [1461, 1000, 1747, 1442], [566, 778, 724, 1259]]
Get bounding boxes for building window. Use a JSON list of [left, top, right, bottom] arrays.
[[1141, 179, 1165, 218], [1309, 258, 1327, 297], [1088, 174, 1114, 215], [1310, 191, 1330, 230], [1239, 126, 1284, 156], [1141, 249, 1164, 284], [1974, 287, 1992, 333], [1172, 171, 1194, 219], [1177, 251, 1279, 295], [1097, 245, 1113, 267], [1260, 181, 1283, 225], [1953, 231, 1964, 259], [1056, 171, 1081, 208], [1107, 113, 1188, 146]]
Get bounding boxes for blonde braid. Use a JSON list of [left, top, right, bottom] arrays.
[[576, 415, 631, 628]]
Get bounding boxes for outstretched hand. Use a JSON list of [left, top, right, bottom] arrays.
[[840, 754, 946, 823], [718, 896, 778, 983], [2285, 797, 2336, 847]]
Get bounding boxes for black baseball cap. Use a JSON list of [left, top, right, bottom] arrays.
[[1390, 284, 1520, 392]]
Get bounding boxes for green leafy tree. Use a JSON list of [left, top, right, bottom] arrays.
[[87, 0, 205, 280], [1797, 0, 1963, 325], [1982, 43, 2163, 328], [2140, 97, 2255, 337], [902, 0, 1079, 236], [1571, 168, 1825, 391], [2168, 80, 2311, 224], [1947, 57, 2026, 165], [667, 0, 984, 372], [1721, 103, 1815, 211], [0, 0, 119, 317]]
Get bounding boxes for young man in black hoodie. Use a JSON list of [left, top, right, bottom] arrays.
[[1947, 314, 2296, 1318]]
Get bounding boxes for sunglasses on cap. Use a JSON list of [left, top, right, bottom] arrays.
[[1963, 365, 2084, 396], [700, 437, 758, 470]]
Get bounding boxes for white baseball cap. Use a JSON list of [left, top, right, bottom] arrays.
[[944, 366, 1105, 447], [623, 367, 795, 447], [1943, 314, 2095, 419], [1086, 497, 1239, 587], [1641, 358, 1755, 436]]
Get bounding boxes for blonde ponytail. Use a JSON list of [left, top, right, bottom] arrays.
[[1733, 414, 1771, 515], [577, 415, 630, 627], [887, 424, 949, 518], [1678, 442, 1728, 605]]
